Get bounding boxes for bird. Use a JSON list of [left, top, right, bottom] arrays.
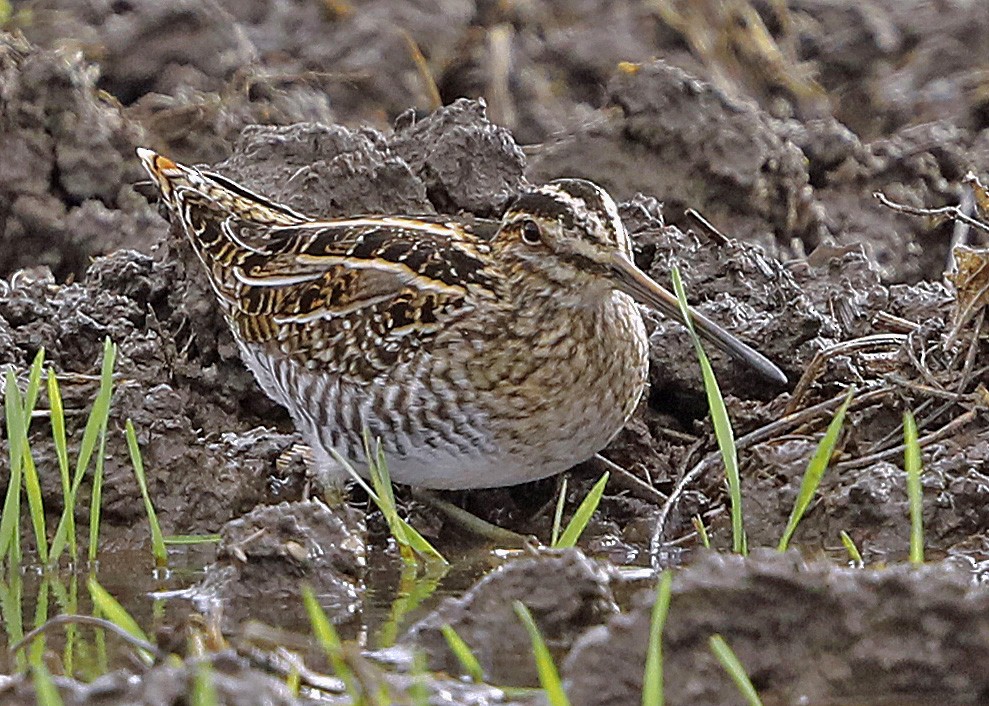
[[137, 147, 786, 490]]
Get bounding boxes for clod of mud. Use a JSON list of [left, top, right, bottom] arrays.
[[129, 77, 336, 166], [216, 122, 432, 218], [0, 32, 158, 281], [527, 61, 826, 257], [790, 0, 989, 138], [402, 549, 616, 687], [565, 550, 989, 705], [195, 500, 365, 631], [15, 0, 256, 104], [389, 99, 527, 217], [0, 646, 533, 705], [216, 0, 475, 126], [528, 58, 982, 284]]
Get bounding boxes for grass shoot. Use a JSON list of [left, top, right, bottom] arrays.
[[553, 472, 609, 549], [903, 410, 924, 565], [692, 515, 711, 549], [777, 387, 854, 552], [32, 662, 65, 706], [86, 581, 141, 642], [50, 337, 117, 565], [839, 530, 863, 565], [0, 352, 44, 564], [671, 267, 745, 554], [191, 661, 220, 706], [642, 571, 673, 706], [709, 634, 763, 706], [331, 431, 446, 565], [86, 576, 153, 664], [126, 419, 167, 568], [440, 624, 485, 682], [302, 584, 360, 698], [513, 600, 570, 706], [550, 476, 568, 547]]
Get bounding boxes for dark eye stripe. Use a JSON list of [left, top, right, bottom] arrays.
[[563, 251, 609, 275]]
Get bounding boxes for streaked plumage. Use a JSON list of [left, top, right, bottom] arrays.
[[138, 148, 785, 489]]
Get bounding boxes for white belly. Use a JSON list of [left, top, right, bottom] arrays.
[[236, 292, 649, 489]]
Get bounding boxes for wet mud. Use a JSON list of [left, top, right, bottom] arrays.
[[1, 0, 989, 704]]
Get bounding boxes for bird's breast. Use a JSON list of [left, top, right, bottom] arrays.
[[462, 291, 650, 471]]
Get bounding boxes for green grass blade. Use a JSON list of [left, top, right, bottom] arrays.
[[642, 571, 673, 706], [709, 634, 763, 706], [777, 387, 854, 552], [358, 434, 409, 548], [32, 662, 65, 706], [555, 472, 609, 548], [86, 576, 152, 664], [332, 441, 446, 565], [396, 517, 446, 564], [671, 267, 745, 554], [47, 371, 74, 564], [377, 559, 448, 649], [550, 477, 568, 548], [87, 426, 107, 564], [692, 515, 711, 549], [1, 370, 26, 563], [49, 574, 77, 675], [22, 446, 49, 564], [50, 339, 117, 560], [73, 339, 116, 493], [23, 348, 46, 418], [513, 601, 570, 706], [409, 650, 431, 706], [904, 410, 924, 565], [18, 349, 47, 562], [0, 572, 26, 671], [29, 575, 51, 667], [441, 624, 485, 682], [190, 661, 219, 706], [839, 530, 863, 565], [125, 420, 167, 567], [302, 584, 359, 698], [370, 435, 399, 521]]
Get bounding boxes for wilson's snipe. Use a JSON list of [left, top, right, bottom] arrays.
[[138, 147, 786, 489]]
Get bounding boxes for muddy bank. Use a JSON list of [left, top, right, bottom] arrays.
[[566, 550, 989, 705]]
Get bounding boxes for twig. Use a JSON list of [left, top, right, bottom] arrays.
[[593, 453, 668, 504], [685, 208, 731, 245], [400, 30, 442, 111], [650, 386, 891, 566], [785, 334, 907, 415], [834, 408, 979, 471], [874, 191, 989, 235], [9, 614, 166, 661]]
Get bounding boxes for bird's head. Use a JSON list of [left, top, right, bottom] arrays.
[[495, 178, 787, 385]]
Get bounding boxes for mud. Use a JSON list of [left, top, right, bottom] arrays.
[[403, 549, 616, 686], [566, 550, 989, 705], [1, 0, 989, 703]]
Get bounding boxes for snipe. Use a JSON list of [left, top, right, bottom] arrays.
[[138, 147, 785, 489]]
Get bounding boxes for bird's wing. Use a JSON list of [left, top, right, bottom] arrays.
[[225, 218, 500, 377]]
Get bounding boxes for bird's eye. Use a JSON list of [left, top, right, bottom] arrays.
[[520, 219, 542, 245]]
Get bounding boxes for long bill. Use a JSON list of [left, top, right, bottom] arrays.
[[610, 252, 788, 386]]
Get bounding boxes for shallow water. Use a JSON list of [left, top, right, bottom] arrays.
[[0, 539, 496, 677]]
